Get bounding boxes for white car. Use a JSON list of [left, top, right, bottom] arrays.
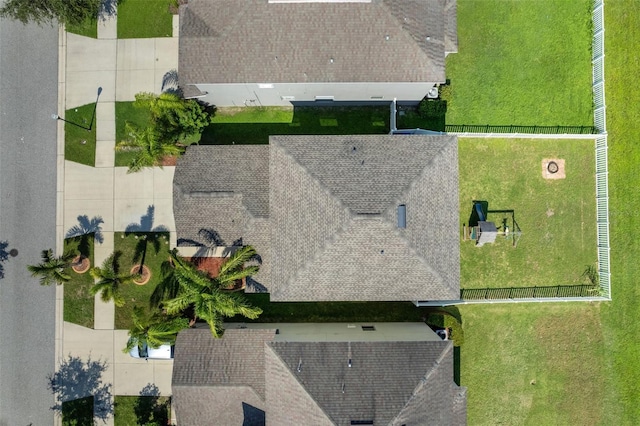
[[128, 338, 174, 360]]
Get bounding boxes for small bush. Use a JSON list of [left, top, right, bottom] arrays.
[[418, 98, 447, 119]]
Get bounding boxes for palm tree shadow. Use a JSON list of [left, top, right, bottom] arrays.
[[177, 228, 227, 263], [48, 355, 113, 421], [126, 206, 169, 274], [66, 215, 104, 258]]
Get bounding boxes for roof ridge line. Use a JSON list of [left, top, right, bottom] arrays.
[[265, 343, 336, 423], [390, 341, 453, 424]]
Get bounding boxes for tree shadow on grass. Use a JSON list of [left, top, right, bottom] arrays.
[[133, 384, 170, 425], [48, 355, 113, 422], [200, 105, 390, 145], [66, 215, 104, 258], [126, 206, 169, 275]]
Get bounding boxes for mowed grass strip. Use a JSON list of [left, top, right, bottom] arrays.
[[115, 101, 153, 167], [66, 17, 98, 38], [460, 303, 605, 425], [201, 106, 390, 144], [63, 237, 95, 329], [600, 1, 640, 423], [117, 0, 174, 38], [445, 0, 593, 126], [113, 232, 171, 330], [64, 104, 97, 167], [458, 138, 597, 289], [234, 293, 431, 323], [114, 395, 170, 426]]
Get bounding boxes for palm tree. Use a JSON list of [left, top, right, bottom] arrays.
[[163, 248, 262, 337], [27, 249, 76, 286], [125, 205, 170, 275], [115, 123, 183, 174], [215, 245, 260, 289], [123, 306, 189, 353], [89, 251, 140, 307]]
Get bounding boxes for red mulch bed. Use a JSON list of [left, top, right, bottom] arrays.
[[185, 257, 246, 291], [160, 156, 178, 166], [71, 255, 91, 274], [131, 264, 151, 285]]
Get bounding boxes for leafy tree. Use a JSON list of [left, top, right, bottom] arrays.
[[27, 249, 76, 286], [0, 0, 101, 26], [123, 306, 188, 353], [115, 123, 183, 173], [134, 91, 213, 142], [163, 248, 262, 337], [90, 251, 140, 307]]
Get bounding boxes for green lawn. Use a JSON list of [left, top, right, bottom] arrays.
[[460, 303, 605, 425], [117, 0, 174, 38], [63, 236, 95, 329], [459, 2, 640, 424], [115, 101, 152, 167], [600, 1, 640, 422], [201, 106, 390, 145], [114, 395, 170, 426], [62, 396, 94, 426], [66, 17, 98, 38], [233, 294, 434, 323], [459, 138, 597, 290], [445, 0, 593, 127], [64, 104, 97, 167], [113, 232, 171, 330]]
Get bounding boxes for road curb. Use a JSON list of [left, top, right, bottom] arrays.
[[54, 22, 67, 426]]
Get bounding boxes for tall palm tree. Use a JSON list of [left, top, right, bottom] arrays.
[[163, 248, 262, 337], [115, 123, 183, 174], [125, 205, 169, 275], [89, 251, 140, 307], [27, 249, 76, 286], [123, 306, 189, 353]]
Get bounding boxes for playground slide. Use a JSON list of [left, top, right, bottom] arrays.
[[474, 202, 486, 222]]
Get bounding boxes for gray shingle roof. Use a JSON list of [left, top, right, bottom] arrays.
[[179, 0, 455, 85], [172, 328, 276, 425], [173, 135, 459, 301], [171, 327, 466, 425], [269, 135, 459, 301], [173, 145, 272, 290], [266, 340, 464, 425]]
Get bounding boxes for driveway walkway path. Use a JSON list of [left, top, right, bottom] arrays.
[[58, 6, 180, 424]]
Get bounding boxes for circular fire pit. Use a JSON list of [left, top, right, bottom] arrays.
[[547, 161, 559, 174]]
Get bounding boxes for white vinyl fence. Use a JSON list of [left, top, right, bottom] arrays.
[[416, 0, 610, 306]]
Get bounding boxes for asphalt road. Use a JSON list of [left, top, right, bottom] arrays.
[[0, 9, 59, 426]]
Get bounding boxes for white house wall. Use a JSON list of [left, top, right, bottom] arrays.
[[193, 82, 436, 107]]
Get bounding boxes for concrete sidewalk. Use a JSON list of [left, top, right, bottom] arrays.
[[58, 6, 181, 424]]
